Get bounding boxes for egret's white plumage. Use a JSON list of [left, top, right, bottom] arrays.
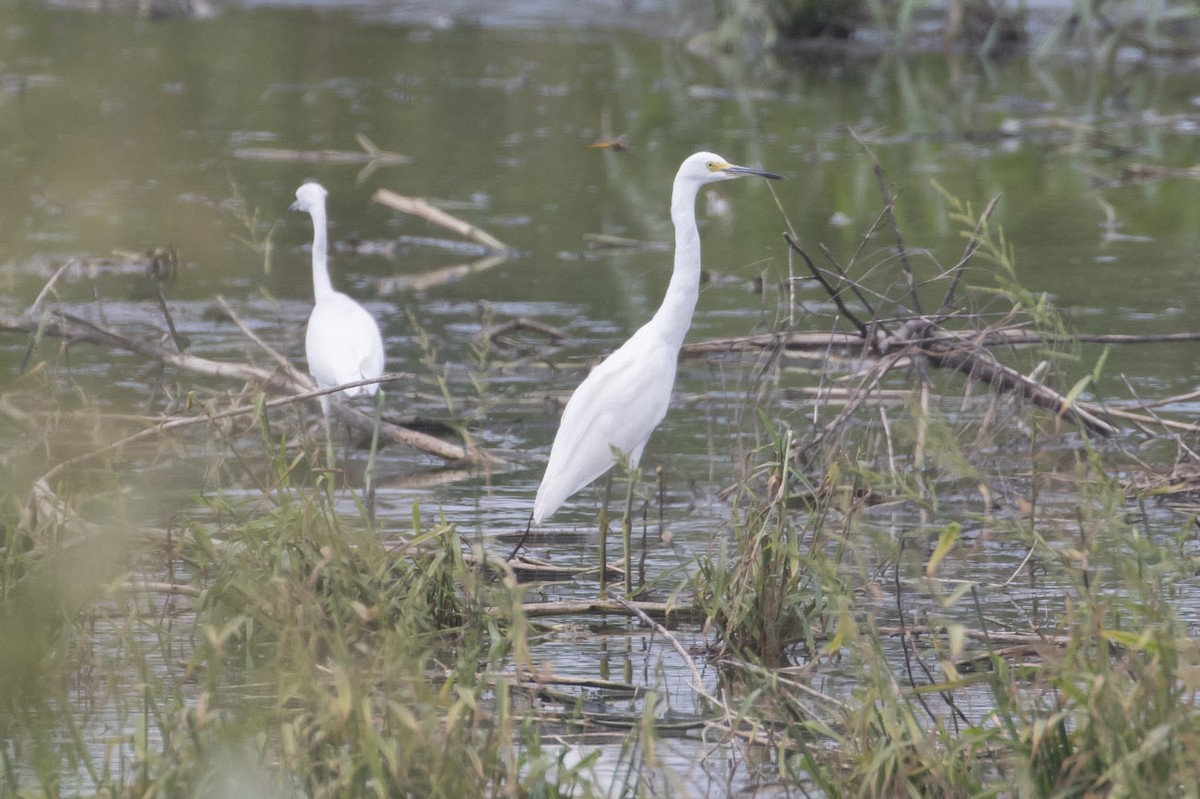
[[291, 182, 385, 400], [533, 152, 782, 527]]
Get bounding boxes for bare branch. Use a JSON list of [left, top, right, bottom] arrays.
[[936, 194, 1001, 317], [849, 127, 923, 315], [783, 233, 871, 341], [0, 305, 496, 464]]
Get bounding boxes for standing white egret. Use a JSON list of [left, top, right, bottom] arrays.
[[531, 152, 782, 597], [291, 182, 386, 461]]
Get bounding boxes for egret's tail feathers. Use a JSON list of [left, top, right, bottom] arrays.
[[532, 484, 565, 527]]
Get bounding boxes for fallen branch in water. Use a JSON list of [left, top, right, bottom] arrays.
[[683, 327, 1200, 358], [515, 598, 703, 624], [1, 278, 496, 465], [877, 624, 1072, 648], [1120, 163, 1200, 182], [880, 314, 1119, 437], [780, 231, 1119, 439], [232, 133, 410, 182], [373, 188, 510, 253], [109, 580, 204, 599]]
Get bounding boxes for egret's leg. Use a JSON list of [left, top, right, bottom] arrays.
[[505, 512, 535, 563], [363, 389, 385, 521], [620, 470, 637, 595], [597, 471, 614, 600], [319, 395, 335, 470]]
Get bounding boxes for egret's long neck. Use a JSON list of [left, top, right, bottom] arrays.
[[308, 204, 334, 301], [651, 176, 703, 351]]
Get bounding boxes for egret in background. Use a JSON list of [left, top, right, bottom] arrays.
[[291, 182, 386, 465], [532, 152, 782, 598]]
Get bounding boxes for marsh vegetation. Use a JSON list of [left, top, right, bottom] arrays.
[[4, 1, 1200, 796]]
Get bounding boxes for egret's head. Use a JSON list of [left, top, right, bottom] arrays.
[[290, 182, 328, 213], [678, 151, 784, 186]]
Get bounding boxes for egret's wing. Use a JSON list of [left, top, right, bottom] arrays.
[[533, 331, 677, 523], [306, 293, 386, 395]]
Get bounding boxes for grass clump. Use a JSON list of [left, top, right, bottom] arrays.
[[695, 417, 841, 667], [0, 462, 600, 798], [702, 422, 1200, 797]]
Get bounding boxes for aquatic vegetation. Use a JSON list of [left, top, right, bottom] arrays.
[[0, 460, 605, 797], [4, 60, 1200, 796], [712, 0, 1200, 56]]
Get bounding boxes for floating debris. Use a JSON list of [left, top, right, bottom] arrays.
[[1120, 162, 1200, 182], [586, 135, 629, 151], [232, 133, 410, 182]]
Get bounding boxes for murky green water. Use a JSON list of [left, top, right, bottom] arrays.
[[3, 0, 1200, 791]]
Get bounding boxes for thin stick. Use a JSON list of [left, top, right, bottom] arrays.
[[109, 580, 203, 599], [683, 328, 1200, 357], [850, 127, 923, 315], [504, 514, 536, 563], [783, 233, 870, 339], [613, 598, 720, 706], [364, 388, 385, 521], [1119, 375, 1200, 462], [230, 135, 409, 167], [817, 241, 881, 323], [153, 281, 186, 353], [597, 471, 613, 601], [895, 538, 939, 724], [936, 194, 1002, 316], [29, 261, 76, 318], [216, 295, 303, 378], [483, 317, 569, 343]]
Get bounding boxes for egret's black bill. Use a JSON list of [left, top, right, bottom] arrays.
[[727, 165, 784, 180]]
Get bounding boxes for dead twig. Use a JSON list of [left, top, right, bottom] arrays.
[[33, 374, 424, 490], [215, 294, 305, 379], [109, 580, 204, 599], [936, 194, 1001, 316], [613, 597, 721, 706], [850, 128, 923, 315], [784, 233, 871, 339]]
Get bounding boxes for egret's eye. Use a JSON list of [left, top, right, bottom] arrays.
[[706, 161, 717, 171]]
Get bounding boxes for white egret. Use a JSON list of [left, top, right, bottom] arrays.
[[531, 152, 782, 597], [291, 182, 386, 460]]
